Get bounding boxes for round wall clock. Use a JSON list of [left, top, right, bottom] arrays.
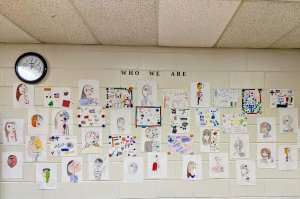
[[15, 52, 48, 84]]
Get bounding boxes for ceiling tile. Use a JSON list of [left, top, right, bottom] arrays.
[[158, 0, 241, 47], [270, 25, 300, 48], [0, 0, 97, 44], [0, 14, 39, 43], [72, 0, 157, 46], [216, 0, 300, 48]]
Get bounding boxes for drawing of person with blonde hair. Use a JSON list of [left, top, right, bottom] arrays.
[[4, 122, 17, 143], [187, 161, 197, 179], [16, 83, 29, 105], [27, 136, 43, 162], [55, 110, 70, 135]]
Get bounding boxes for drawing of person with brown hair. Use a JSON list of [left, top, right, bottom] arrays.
[[16, 83, 29, 105], [5, 122, 17, 143]]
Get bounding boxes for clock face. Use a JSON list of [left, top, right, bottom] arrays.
[[15, 52, 47, 84]]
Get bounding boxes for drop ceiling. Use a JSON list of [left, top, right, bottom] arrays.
[[0, 0, 299, 48]]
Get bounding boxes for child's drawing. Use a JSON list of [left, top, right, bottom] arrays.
[[230, 134, 249, 159], [77, 106, 105, 127], [279, 108, 298, 133], [257, 117, 276, 142], [106, 87, 133, 108], [3, 119, 24, 145], [200, 127, 220, 152], [182, 155, 202, 180], [167, 134, 193, 154], [242, 89, 262, 114], [2, 152, 23, 179], [270, 89, 294, 108], [209, 153, 228, 178], [138, 81, 157, 106], [136, 106, 161, 127], [222, 114, 247, 134], [78, 80, 99, 106], [51, 109, 73, 135], [123, 157, 144, 183], [236, 160, 256, 186], [36, 163, 57, 189], [190, 82, 210, 107], [108, 135, 136, 157], [195, 108, 220, 127], [82, 128, 102, 153], [44, 87, 71, 108], [213, 88, 239, 108], [256, 143, 276, 168], [147, 152, 168, 179], [88, 154, 109, 181], [25, 135, 47, 162], [163, 89, 189, 108], [28, 108, 49, 135], [141, 127, 161, 152], [110, 108, 131, 134], [278, 145, 297, 170], [49, 136, 77, 156], [170, 108, 190, 134], [13, 83, 34, 108], [62, 157, 82, 183]]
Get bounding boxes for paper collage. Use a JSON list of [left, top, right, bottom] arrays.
[[222, 114, 247, 134], [257, 117, 276, 142], [138, 81, 157, 106], [182, 155, 202, 180], [167, 134, 193, 154], [25, 135, 47, 162], [44, 87, 71, 108], [28, 108, 49, 135], [256, 143, 276, 168], [13, 83, 34, 108], [136, 106, 161, 127], [1, 152, 23, 179], [209, 153, 228, 178], [110, 108, 131, 134], [147, 152, 168, 179], [51, 109, 73, 135], [213, 88, 239, 108], [106, 87, 133, 108], [170, 108, 190, 134], [236, 160, 256, 186], [108, 135, 136, 157], [78, 106, 105, 127], [141, 127, 161, 152], [36, 163, 57, 189], [88, 154, 109, 181], [82, 127, 102, 153], [49, 136, 77, 156], [3, 119, 24, 145], [242, 89, 262, 114], [78, 80, 99, 106], [200, 127, 220, 152], [62, 157, 82, 183], [270, 89, 294, 108], [123, 157, 144, 183], [195, 108, 220, 127], [279, 108, 298, 133], [163, 89, 189, 108], [230, 134, 249, 159], [191, 82, 210, 107], [278, 145, 298, 170]]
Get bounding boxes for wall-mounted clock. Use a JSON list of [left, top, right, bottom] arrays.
[[15, 52, 48, 84]]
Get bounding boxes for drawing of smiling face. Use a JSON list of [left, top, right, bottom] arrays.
[[85, 131, 99, 145], [67, 160, 81, 175], [83, 85, 94, 97], [7, 155, 17, 168]]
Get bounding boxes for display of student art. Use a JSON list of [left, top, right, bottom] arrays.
[[213, 88, 239, 108], [25, 135, 47, 162], [108, 135, 136, 157], [77, 106, 105, 127], [209, 153, 228, 178], [141, 127, 161, 152], [256, 143, 276, 168], [106, 87, 133, 108], [270, 89, 294, 108], [167, 134, 193, 154], [200, 127, 220, 152], [191, 82, 210, 107], [236, 160, 256, 186], [51, 108, 73, 135], [221, 114, 247, 134], [279, 108, 298, 133], [88, 154, 109, 181], [110, 108, 131, 134], [61, 157, 82, 183], [36, 163, 58, 189], [78, 80, 99, 106], [242, 89, 262, 114], [147, 152, 168, 179], [49, 136, 77, 156], [230, 134, 249, 159], [257, 117, 276, 142], [2, 152, 23, 179], [123, 157, 144, 183], [28, 108, 49, 135], [163, 89, 189, 108], [182, 155, 202, 180], [138, 80, 157, 106], [2, 119, 24, 145], [195, 108, 220, 127], [135, 106, 161, 127], [278, 145, 298, 170], [13, 82, 34, 108], [44, 87, 71, 108], [81, 127, 102, 153], [170, 108, 190, 134]]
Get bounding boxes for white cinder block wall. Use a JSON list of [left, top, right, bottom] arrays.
[[0, 44, 300, 199]]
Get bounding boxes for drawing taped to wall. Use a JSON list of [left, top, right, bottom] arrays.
[[3, 119, 24, 145], [257, 117, 276, 142], [123, 157, 144, 183], [230, 134, 249, 159], [190, 82, 210, 107], [2, 152, 23, 179], [49, 136, 77, 156], [270, 89, 294, 108], [213, 88, 239, 108], [36, 163, 57, 190], [256, 143, 276, 168], [136, 106, 161, 127], [51, 109, 73, 135], [25, 135, 47, 162], [88, 154, 109, 181], [242, 89, 262, 114], [163, 89, 189, 108], [200, 127, 220, 152], [28, 108, 49, 135], [106, 87, 133, 108], [221, 114, 247, 134], [167, 134, 193, 154], [62, 157, 82, 183], [279, 108, 298, 133], [170, 108, 190, 134], [78, 80, 99, 106], [110, 108, 131, 134], [147, 152, 168, 179], [278, 145, 298, 170], [44, 87, 71, 108], [77, 106, 105, 127], [138, 81, 157, 106], [236, 160, 256, 186], [109, 135, 136, 157], [209, 153, 228, 178], [82, 127, 102, 153], [13, 82, 34, 108], [182, 155, 202, 181], [195, 108, 220, 127], [141, 127, 161, 152]]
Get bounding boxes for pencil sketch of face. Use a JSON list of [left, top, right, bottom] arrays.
[[81, 84, 94, 99], [94, 158, 104, 180], [202, 129, 211, 145], [128, 162, 138, 175], [117, 117, 125, 132], [234, 138, 245, 157], [142, 84, 152, 97], [282, 115, 293, 131]]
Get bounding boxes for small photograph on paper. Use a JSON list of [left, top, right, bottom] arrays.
[[270, 89, 294, 108], [209, 153, 228, 178], [236, 160, 256, 186], [167, 134, 192, 154], [79, 80, 99, 106], [242, 89, 262, 114], [28, 108, 49, 135], [142, 127, 161, 152], [163, 89, 189, 108], [221, 114, 247, 134], [49, 136, 77, 156], [182, 155, 202, 180], [136, 106, 161, 127], [190, 82, 210, 107], [82, 127, 102, 153], [123, 157, 144, 183], [279, 108, 298, 133], [195, 108, 220, 127], [200, 127, 220, 152], [278, 145, 298, 170], [106, 87, 133, 108], [110, 109, 131, 134], [88, 154, 109, 181], [62, 157, 82, 183], [78, 106, 105, 127], [25, 135, 47, 162], [13, 83, 34, 108], [230, 134, 249, 159], [3, 119, 24, 145], [138, 80, 157, 106], [148, 152, 168, 179], [257, 117, 276, 142], [170, 108, 190, 134], [44, 87, 71, 108], [109, 135, 136, 157], [36, 163, 57, 189], [257, 143, 276, 168], [51, 109, 73, 135], [213, 88, 239, 108], [2, 152, 23, 179]]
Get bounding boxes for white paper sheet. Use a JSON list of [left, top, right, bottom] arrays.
[[257, 117, 276, 142], [213, 88, 239, 108], [36, 163, 57, 189], [279, 108, 298, 133], [141, 127, 161, 152], [256, 143, 276, 168], [82, 127, 102, 153], [51, 108, 73, 135], [170, 108, 190, 134], [190, 82, 210, 107], [209, 153, 228, 178], [230, 134, 249, 159], [236, 160, 256, 186], [78, 80, 99, 106], [2, 152, 23, 179], [123, 157, 144, 183], [147, 152, 168, 179], [61, 157, 82, 183], [182, 155, 202, 180], [25, 135, 47, 162], [110, 108, 131, 134], [270, 89, 294, 108], [44, 87, 71, 108], [278, 145, 298, 170], [195, 108, 220, 127]]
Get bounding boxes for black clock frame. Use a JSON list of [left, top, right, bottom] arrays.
[[15, 52, 48, 84]]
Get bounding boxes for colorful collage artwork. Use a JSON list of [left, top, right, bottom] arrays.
[[77, 106, 105, 127], [270, 89, 294, 108], [213, 88, 239, 108], [106, 87, 133, 108], [136, 106, 161, 127], [49, 136, 78, 157], [44, 87, 71, 108], [170, 108, 190, 134], [242, 89, 262, 114], [163, 89, 189, 108], [195, 108, 220, 127], [191, 82, 210, 107], [167, 134, 193, 154], [222, 114, 247, 134], [109, 135, 136, 157]]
